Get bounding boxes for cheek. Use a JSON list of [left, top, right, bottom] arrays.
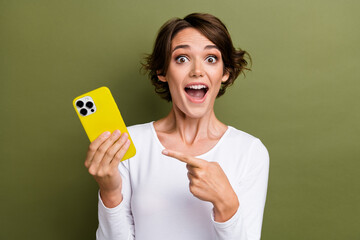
[[167, 63, 180, 78], [166, 65, 187, 86], [165, 75, 183, 97], [208, 67, 226, 82]]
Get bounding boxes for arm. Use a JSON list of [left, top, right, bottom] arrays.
[[162, 139, 269, 239], [212, 139, 270, 240], [96, 160, 135, 240], [84, 130, 135, 240]]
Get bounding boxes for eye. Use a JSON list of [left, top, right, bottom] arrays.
[[175, 56, 189, 63], [206, 55, 218, 63]]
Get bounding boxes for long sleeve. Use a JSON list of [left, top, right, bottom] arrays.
[[211, 139, 270, 240], [93, 122, 269, 240], [96, 160, 135, 240]]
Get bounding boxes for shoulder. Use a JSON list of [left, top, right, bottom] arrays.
[[227, 126, 258, 142], [226, 126, 269, 161], [127, 122, 153, 136], [226, 126, 261, 148], [126, 122, 155, 148]]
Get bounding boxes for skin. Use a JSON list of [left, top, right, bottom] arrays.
[[156, 28, 238, 222], [84, 27, 239, 222], [85, 130, 130, 207]]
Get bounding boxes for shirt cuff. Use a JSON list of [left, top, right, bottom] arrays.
[[211, 206, 241, 229], [98, 190, 125, 214]]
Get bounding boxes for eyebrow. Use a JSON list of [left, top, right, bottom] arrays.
[[172, 44, 219, 52]]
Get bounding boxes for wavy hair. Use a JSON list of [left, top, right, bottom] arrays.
[[142, 13, 251, 102]]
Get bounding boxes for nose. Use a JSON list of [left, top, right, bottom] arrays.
[[189, 59, 204, 77]]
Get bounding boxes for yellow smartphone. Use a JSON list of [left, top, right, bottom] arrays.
[[73, 86, 136, 161]]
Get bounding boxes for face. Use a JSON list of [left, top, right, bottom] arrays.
[[158, 27, 229, 119]]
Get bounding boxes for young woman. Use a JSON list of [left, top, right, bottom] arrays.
[[85, 13, 269, 240]]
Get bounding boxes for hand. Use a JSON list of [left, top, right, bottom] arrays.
[[162, 149, 239, 222], [85, 130, 131, 208]]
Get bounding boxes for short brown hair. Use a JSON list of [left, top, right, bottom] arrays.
[[142, 13, 251, 102]]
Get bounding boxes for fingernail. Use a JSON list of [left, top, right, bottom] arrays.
[[103, 131, 111, 137], [113, 130, 121, 136], [162, 149, 168, 155], [120, 132, 128, 140]]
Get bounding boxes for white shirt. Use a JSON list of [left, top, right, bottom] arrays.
[[96, 122, 269, 240]]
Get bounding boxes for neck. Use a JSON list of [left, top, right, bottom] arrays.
[[156, 105, 226, 145]]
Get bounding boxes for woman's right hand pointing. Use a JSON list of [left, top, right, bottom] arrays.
[[85, 130, 131, 208]]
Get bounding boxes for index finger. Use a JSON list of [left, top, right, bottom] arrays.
[[162, 149, 205, 168]]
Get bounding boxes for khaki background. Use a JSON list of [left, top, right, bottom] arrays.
[[1, 0, 359, 239]]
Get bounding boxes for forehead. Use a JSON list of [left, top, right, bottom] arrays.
[[171, 27, 216, 50]]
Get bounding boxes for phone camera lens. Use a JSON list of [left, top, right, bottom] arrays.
[[86, 101, 94, 108], [76, 100, 84, 108], [80, 108, 88, 116]]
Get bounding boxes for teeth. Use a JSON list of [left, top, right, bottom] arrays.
[[187, 84, 207, 90]]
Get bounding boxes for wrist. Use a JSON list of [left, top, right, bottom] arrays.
[[100, 187, 123, 208], [213, 192, 239, 222]]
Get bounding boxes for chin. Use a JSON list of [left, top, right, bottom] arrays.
[[171, 90, 216, 119], [181, 102, 213, 119]]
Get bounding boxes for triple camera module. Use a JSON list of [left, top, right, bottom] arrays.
[[75, 96, 96, 117]]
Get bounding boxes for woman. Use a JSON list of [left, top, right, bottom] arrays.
[[85, 13, 269, 240]]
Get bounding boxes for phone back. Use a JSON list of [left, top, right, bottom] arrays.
[[73, 86, 136, 161]]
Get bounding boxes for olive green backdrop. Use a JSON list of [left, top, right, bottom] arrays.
[[1, 0, 359, 239]]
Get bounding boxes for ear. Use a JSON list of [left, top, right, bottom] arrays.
[[157, 70, 167, 82], [221, 70, 230, 83]]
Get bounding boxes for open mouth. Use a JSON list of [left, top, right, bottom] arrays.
[[184, 84, 209, 102]]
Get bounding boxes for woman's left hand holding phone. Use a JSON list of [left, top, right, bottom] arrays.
[[84, 130, 131, 208]]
